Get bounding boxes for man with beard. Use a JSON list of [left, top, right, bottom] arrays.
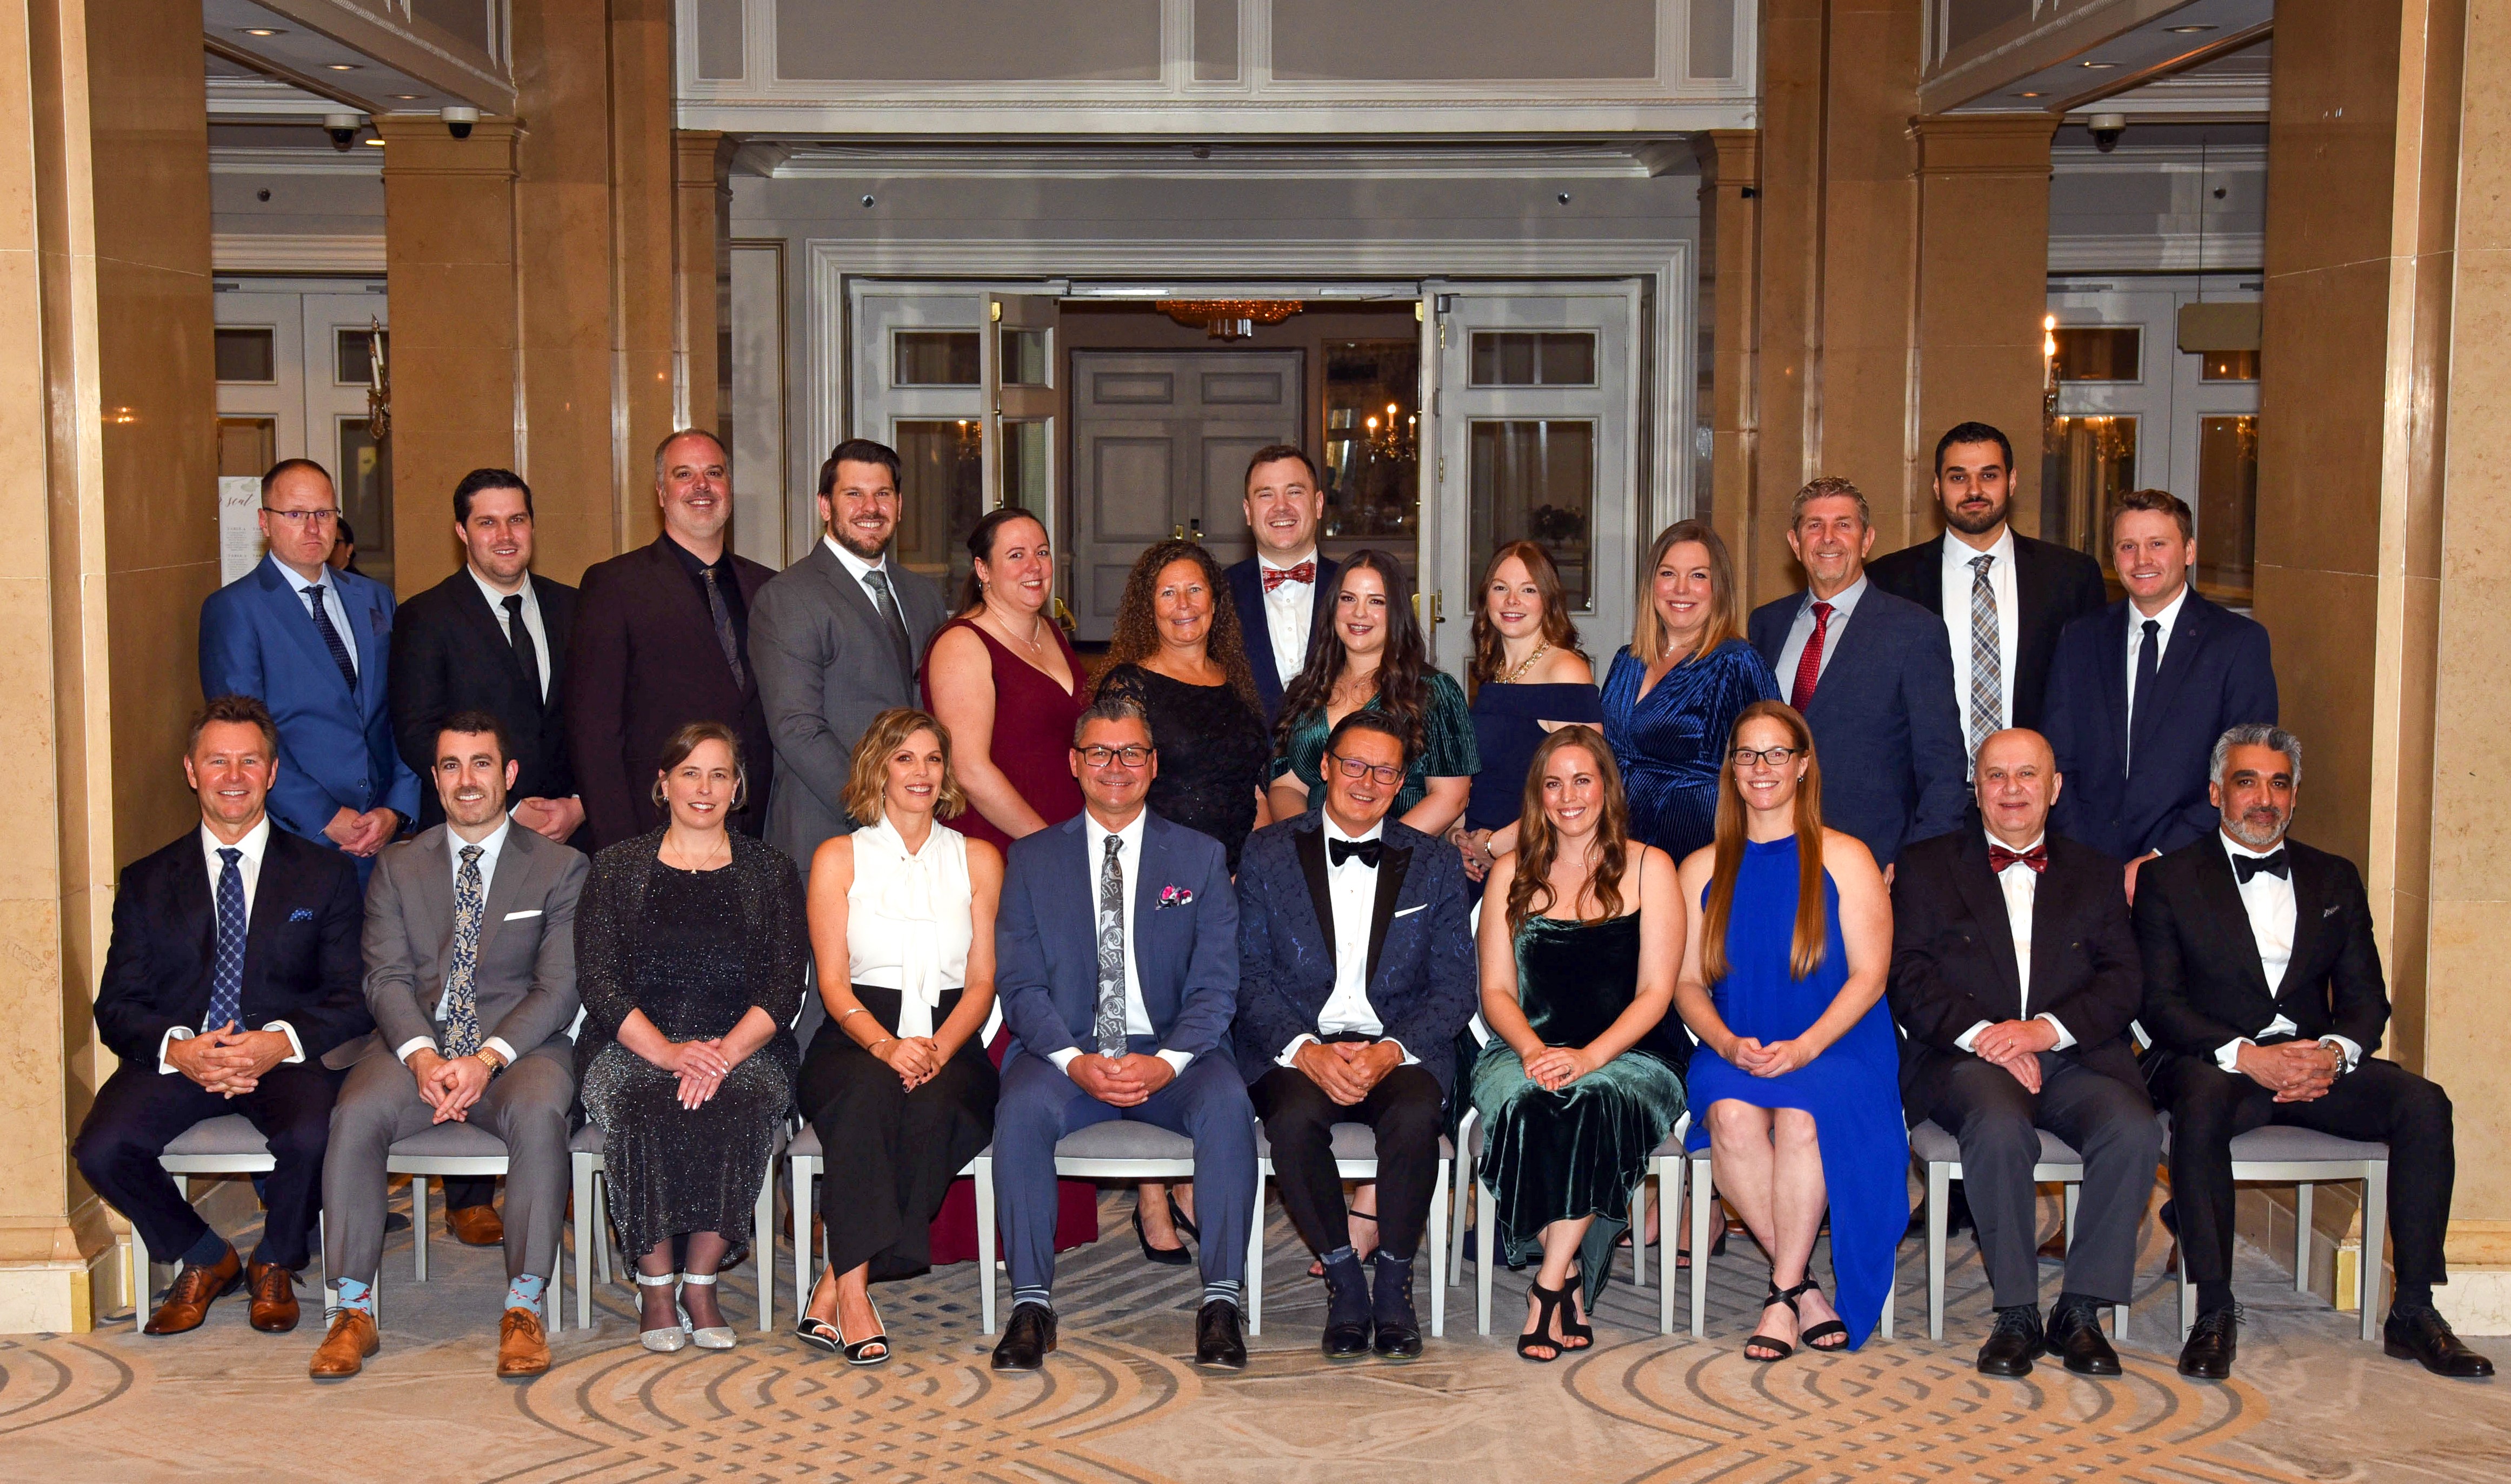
[[2134, 725, 2490, 1381], [751, 439, 951, 879], [1867, 423, 2109, 770]]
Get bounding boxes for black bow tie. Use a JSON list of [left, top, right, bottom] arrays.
[[1329, 837, 1382, 868], [2234, 850, 2289, 883]]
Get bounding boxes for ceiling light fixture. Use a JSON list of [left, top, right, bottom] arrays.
[[2166, 24, 2218, 33], [364, 137, 385, 146], [2015, 91, 2046, 98], [241, 26, 282, 36], [2080, 61, 2120, 69], [327, 63, 361, 71], [389, 93, 422, 100]]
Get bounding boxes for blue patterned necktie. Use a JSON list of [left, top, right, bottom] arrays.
[[207, 847, 247, 1033], [441, 845, 486, 1058], [1094, 834, 1128, 1057], [302, 583, 358, 691]]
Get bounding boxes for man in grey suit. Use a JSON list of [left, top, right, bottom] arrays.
[[751, 438, 951, 878], [308, 710, 588, 1382]]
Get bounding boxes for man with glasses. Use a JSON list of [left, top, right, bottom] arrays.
[[1232, 712, 1475, 1361], [202, 458, 419, 885], [989, 696, 1256, 1372]]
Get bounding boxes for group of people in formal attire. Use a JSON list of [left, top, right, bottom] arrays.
[[69, 419, 2491, 1387]]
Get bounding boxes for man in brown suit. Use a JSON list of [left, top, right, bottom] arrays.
[[565, 429, 777, 847]]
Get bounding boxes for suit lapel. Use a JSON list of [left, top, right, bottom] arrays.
[[1363, 837, 1413, 992], [471, 830, 530, 964], [649, 538, 734, 684], [1808, 592, 1882, 718], [456, 576, 540, 709], [2097, 601, 2131, 767], [257, 563, 350, 695], [1911, 534, 1949, 616], [1951, 832, 2024, 1013], [2133, 593, 2209, 764], [2195, 839, 2275, 1000], [174, 837, 216, 985], [242, 835, 295, 997], [345, 582, 389, 710], [534, 575, 574, 698], [1294, 823, 1336, 975], [2281, 845, 2324, 1004], [1131, 820, 1171, 1017], [2012, 537, 2058, 662]]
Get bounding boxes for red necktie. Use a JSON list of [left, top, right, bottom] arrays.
[[1262, 561, 1316, 592], [1787, 601, 1834, 711], [1989, 843, 2048, 874]]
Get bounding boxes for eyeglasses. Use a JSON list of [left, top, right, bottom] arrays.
[[262, 506, 341, 528], [1328, 753, 1406, 786], [1077, 744, 1153, 768], [1730, 745, 1803, 768]]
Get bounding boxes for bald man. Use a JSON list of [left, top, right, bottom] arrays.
[[1887, 730, 2158, 1379]]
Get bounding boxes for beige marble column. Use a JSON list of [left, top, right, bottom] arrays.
[[1694, 130, 1762, 593], [674, 131, 737, 454]]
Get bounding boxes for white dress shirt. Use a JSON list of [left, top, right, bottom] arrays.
[[2123, 583, 2192, 766], [271, 552, 356, 677], [468, 565, 551, 704], [1277, 816, 1418, 1066], [1940, 529, 2020, 752], [1774, 574, 1870, 693], [824, 533, 902, 613], [161, 816, 306, 1072], [1259, 551, 1318, 685], [394, 817, 521, 1067], [1049, 811, 1194, 1075], [2213, 831, 2361, 1072], [1952, 831, 2078, 1055]]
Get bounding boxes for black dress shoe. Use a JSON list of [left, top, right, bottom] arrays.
[[1975, 1305, 2043, 1377], [990, 1302, 1057, 1372], [2045, 1301, 2123, 1376], [1369, 1252, 1422, 1361], [2179, 1303, 2240, 1380], [1318, 1251, 1371, 1360], [2385, 1303, 2497, 1378], [1195, 1299, 1247, 1369]]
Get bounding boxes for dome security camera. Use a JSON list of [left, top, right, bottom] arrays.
[[442, 105, 478, 141], [2089, 112, 2128, 153], [323, 111, 363, 151]]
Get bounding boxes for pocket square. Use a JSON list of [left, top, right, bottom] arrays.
[[1156, 885, 1195, 909], [1392, 904, 1427, 919], [289, 907, 314, 922], [2322, 904, 2340, 917], [503, 909, 543, 921]]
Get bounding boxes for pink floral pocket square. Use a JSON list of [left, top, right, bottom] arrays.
[[1156, 885, 1195, 910]]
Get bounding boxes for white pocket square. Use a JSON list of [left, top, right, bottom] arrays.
[[1393, 904, 1427, 919], [2322, 905, 2340, 917], [502, 909, 543, 921]]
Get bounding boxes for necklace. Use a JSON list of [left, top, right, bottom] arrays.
[[1500, 643, 1550, 684], [664, 829, 730, 871], [988, 605, 1049, 656]]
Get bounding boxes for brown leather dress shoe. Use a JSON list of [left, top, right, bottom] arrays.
[[308, 1308, 378, 1379], [247, 1259, 302, 1332], [447, 1204, 504, 1247], [143, 1247, 242, 1335], [497, 1307, 551, 1379]]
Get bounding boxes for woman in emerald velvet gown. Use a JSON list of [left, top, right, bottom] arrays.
[[1470, 725, 1686, 1361]]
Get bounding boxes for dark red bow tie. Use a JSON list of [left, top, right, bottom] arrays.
[[1989, 843, 2048, 874], [1262, 561, 1316, 591]]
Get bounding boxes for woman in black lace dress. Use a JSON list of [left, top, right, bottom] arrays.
[[1090, 538, 1272, 1260]]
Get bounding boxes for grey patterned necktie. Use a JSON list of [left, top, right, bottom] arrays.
[[1967, 553, 2003, 765], [441, 845, 486, 1058], [701, 566, 747, 690], [1094, 834, 1128, 1057], [861, 567, 917, 690]]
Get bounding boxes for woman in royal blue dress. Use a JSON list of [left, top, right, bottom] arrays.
[[1456, 540, 1601, 883], [1674, 699, 1904, 1360]]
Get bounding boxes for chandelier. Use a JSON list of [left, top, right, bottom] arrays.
[[1157, 299, 1304, 339]]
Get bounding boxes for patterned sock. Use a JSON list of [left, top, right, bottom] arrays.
[[506, 1272, 547, 1318], [334, 1276, 375, 1317], [1011, 1286, 1053, 1314], [1320, 1245, 1357, 1267], [179, 1228, 232, 1268], [1202, 1279, 1241, 1311]]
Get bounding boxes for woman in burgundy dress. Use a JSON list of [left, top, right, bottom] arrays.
[[921, 505, 1097, 1259]]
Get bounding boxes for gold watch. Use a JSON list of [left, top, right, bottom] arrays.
[[473, 1046, 509, 1075]]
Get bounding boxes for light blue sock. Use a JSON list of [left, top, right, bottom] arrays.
[[334, 1276, 375, 1316], [505, 1272, 547, 1318]]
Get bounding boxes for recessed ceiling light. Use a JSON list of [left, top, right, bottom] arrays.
[[241, 26, 282, 36], [2167, 24, 2219, 33], [363, 137, 385, 146], [2081, 61, 2120, 69], [327, 63, 361, 71], [2015, 91, 2046, 98], [389, 93, 422, 100]]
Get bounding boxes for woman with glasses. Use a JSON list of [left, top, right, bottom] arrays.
[[1673, 701, 1904, 1361], [1456, 542, 1600, 883]]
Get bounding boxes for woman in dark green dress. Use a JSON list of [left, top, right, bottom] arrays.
[[1471, 725, 1686, 1361]]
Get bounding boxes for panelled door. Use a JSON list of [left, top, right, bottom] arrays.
[[214, 287, 395, 585], [1068, 349, 1303, 641]]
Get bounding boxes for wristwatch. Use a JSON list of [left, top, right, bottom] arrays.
[[473, 1046, 509, 1077], [2316, 1037, 2349, 1076]]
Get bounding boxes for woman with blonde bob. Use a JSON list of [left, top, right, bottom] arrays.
[[1673, 700, 1905, 1362], [793, 708, 1003, 1364]]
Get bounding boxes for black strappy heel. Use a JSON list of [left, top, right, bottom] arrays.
[[1557, 1265, 1594, 1348], [1518, 1280, 1570, 1362], [1794, 1276, 1849, 1352], [1168, 1190, 1201, 1242], [1747, 1279, 1803, 1362]]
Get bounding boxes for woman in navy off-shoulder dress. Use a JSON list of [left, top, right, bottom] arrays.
[[1459, 540, 1602, 875]]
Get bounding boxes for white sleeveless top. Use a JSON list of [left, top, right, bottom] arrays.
[[847, 814, 974, 1039]]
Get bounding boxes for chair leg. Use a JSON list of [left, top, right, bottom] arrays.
[[572, 1154, 594, 1332], [413, 1175, 430, 1282], [593, 1176, 611, 1286], [2179, 1251, 2195, 1339], [1927, 1164, 1949, 1342], [792, 1159, 814, 1339], [128, 1223, 149, 1322], [1880, 1259, 1894, 1341], [1245, 1165, 1268, 1338], [1630, 1177, 1647, 1291], [2360, 1165, 2387, 1343], [1689, 1158, 1714, 1338], [975, 1158, 998, 1335], [1449, 1108, 1477, 1288], [1429, 1154, 1448, 1340], [754, 1168, 775, 1332], [2294, 1181, 2314, 1294], [1658, 1157, 1682, 1337], [1475, 1178, 1495, 1338], [2064, 1179, 2080, 1255], [546, 1219, 560, 1338]]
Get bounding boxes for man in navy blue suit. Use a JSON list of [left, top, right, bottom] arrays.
[[2042, 488, 2275, 898], [201, 459, 421, 884], [989, 694, 1256, 1372], [1234, 712, 1476, 1361], [1223, 445, 1341, 727], [1748, 477, 1968, 868]]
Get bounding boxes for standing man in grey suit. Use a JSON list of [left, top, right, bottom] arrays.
[[752, 439, 951, 878], [308, 711, 588, 1382]]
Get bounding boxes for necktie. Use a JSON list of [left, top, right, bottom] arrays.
[[701, 566, 747, 690], [1093, 835, 1128, 1057], [1788, 601, 1834, 712], [860, 567, 918, 690], [208, 847, 247, 1033], [502, 593, 543, 707], [2128, 618, 2161, 773], [441, 845, 486, 1058], [2234, 849, 2290, 883], [1988, 842, 2048, 874], [1968, 554, 2002, 763], [1329, 836, 1383, 868], [1262, 561, 1317, 592], [303, 584, 358, 691]]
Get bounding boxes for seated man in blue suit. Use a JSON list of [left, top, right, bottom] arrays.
[[1748, 476, 1969, 868], [201, 459, 421, 884], [1234, 712, 1476, 1362], [2042, 488, 2275, 898], [990, 694, 1256, 1372]]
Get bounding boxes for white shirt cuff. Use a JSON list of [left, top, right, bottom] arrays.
[[1386, 1039, 1420, 1067], [1048, 1048, 1082, 1072], [263, 1021, 305, 1063], [2215, 1038, 2253, 1072], [1157, 1048, 1193, 1074], [2035, 1012, 2077, 1052], [157, 1026, 195, 1074], [1278, 1033, 1318, 1068], [484, 1036, 518, 1066], [395, 1037, 438, 1065], [1954, 1020, 1991, 1055], [2322, 1035, 2362, 1072]]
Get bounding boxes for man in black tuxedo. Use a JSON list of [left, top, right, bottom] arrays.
[[72, 696, 369, 1338], [1890, 728, 2156, 1378], [2042, 489, 2276, 898], [1222, 445, 1340, 727], [2136, 724, 2490, 1380], [1866, 423, 2109, 766], [1234, 712, 1476, 1361]]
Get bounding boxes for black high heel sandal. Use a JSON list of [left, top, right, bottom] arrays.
[[1518, 1280, 1570, 1362], [1132, 1204, 1191, 1266], [1167, 1191, 1200, 1242], [1746, 1279, 1807, 1363], [1675, 1224, 1729, 1271], [1793, 1276, 1849, 1352], [1557, 1265, 1594, 1348]]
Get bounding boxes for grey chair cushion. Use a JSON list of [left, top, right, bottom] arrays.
[[162, 1114, 271, 1158], [387, 1122, 511, 1159], [790, 1124, 821, 1160], [1908, 1118, 2086, 1168], [1055, 1121, 1197, 1161], [2155, 1114, 2387, 1164], [569, 1123, 604, 1156]]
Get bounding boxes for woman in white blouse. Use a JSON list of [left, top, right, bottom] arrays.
[[794, 708, 1003, 1363]]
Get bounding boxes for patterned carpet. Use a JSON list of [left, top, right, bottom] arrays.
[[5, 1186, 2503, 1482]]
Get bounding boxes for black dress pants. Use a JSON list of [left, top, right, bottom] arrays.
[[1251, 1061, 1446, 1259], [72, 1057, 342, 1269]]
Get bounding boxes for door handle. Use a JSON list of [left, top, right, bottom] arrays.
[[1189, 517, 1203, 540]]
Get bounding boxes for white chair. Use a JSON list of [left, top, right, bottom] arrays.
[[385, 1121, 566, 1334], [1250, 1122, 1449, 1338], [1909, 1118, 2122, 1342], [569, 1122, 776, 1332], [2159, 1119, 2389, 1342], [125, 1114, 328, 1321], [787, 1125, 995, 1332]]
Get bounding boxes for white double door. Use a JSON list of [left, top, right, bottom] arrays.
[[214, 287, 392, 581]]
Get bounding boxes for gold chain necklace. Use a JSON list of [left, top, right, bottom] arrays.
[[1500, 643, 1550, 684]]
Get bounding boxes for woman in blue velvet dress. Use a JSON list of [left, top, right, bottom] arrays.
[[1674, 699, 1904, 1360], [1457, 540, 1601, 881], [1602, 520, 1779, 864]]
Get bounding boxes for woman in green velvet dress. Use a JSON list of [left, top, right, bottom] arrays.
[[1471, 724, 1687, 1361]]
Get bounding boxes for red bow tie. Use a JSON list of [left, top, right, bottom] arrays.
[[1262, 561, 1316, 591], [1989, 843, 2048, 874]]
